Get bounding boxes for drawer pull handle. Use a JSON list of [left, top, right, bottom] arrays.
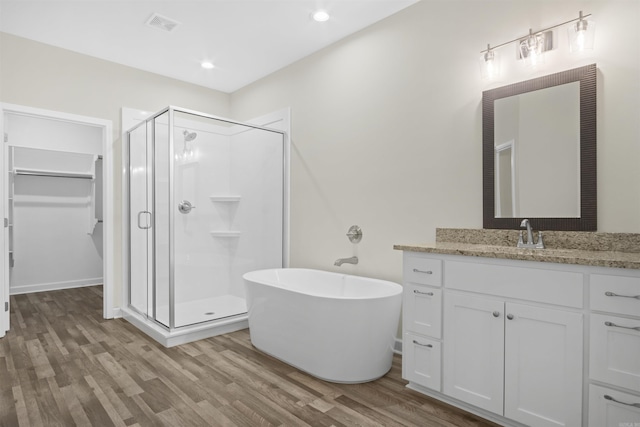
[[605, 291, 640, 300], [604, 321, 640, 332], [413, 268, 433, 275], [413, 290, 434, 296], [604, 394, 640, 408], [413, 340, 433, 348]]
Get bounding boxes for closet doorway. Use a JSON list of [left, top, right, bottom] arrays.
[[0, 104, 113, 337]]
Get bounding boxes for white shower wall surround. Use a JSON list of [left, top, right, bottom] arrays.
[[124, 106, 288, 346]]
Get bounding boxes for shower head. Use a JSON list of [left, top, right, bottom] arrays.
[[183, 130, 197, 141]]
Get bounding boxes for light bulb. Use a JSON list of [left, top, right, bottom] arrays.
[[312, 10, 330, 22]]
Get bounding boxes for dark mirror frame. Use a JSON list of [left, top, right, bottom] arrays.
[[482, 63, 597, 231]]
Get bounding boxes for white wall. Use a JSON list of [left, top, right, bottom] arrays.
[[230, 0, 640, 285], [11, 147, 103, 294]]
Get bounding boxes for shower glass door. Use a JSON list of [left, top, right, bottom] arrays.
[[128, 112, 171, 328], [128, 121, 153, 318]]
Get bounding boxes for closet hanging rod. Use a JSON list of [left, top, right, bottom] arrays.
[[13, 169, 94, 180]]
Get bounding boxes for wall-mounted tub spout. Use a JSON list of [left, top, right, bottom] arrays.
[[335, 256, 358, 266]]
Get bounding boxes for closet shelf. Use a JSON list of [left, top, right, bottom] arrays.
[[209, 195, 241, 202], [13, 168, 94, 180], [210, 231, 241, 237]]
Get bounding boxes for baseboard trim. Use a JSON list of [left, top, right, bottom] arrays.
[[111, 307, 123, 319], [10, 278, 103, 295]]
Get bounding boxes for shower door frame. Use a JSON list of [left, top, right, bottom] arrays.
[[125, 106, 289, 332]]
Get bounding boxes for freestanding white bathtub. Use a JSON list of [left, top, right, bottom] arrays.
[[242, 268, 402, 383]]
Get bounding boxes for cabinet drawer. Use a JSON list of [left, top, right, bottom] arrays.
[[589, 384, 640, 426], [403, 285, 442, 338], [403, 253, 442, 287], [591, 274, 640, 317], [590, 313, 640, 392], [403, 333, 441, 391], [445, 260, 584, 308]]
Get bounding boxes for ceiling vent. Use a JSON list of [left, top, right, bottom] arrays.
[[145, 13, 181, 32]]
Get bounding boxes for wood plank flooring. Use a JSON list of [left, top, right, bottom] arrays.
[[0, 286, 499, 427]]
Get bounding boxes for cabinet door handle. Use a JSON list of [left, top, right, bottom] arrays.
[[413, 268, 433, 275], [604, 321, 640, 332], [492, 311, 500, 318], [506, 314, 514, 320], [413, 290, 434, 296], [413, 340, 433, 348], [604, 394, 640, 408], [605, 291, 640, 300]]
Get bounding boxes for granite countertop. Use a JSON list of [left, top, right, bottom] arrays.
[[394, 229, 640, 270]]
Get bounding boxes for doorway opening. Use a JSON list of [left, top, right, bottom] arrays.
[[0, 104, 113, 336]]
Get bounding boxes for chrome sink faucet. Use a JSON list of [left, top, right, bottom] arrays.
[[335, 256, 358, 266], [517, 219, 545, 249]]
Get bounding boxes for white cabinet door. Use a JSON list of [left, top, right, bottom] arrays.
[[403, 332, 441, 391], [504, 303, 583, 427], [403, 284, 442, 338], [443, 293, 504, 415]]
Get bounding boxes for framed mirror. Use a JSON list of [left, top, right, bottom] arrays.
[[483, 64, 596, 231]]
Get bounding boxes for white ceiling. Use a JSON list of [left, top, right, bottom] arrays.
[[0, 0, 418, 93]]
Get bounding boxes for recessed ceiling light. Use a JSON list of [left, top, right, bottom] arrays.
[[201, 61, 215, 70], [312, 10, 330, 22]]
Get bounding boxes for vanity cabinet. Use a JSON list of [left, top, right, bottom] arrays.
[[400, 251, 590, 426], [444, 293, 583, 426]]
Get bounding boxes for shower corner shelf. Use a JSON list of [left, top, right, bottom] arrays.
[[209, 195, 241, 202], [210, 231, 241, 238]]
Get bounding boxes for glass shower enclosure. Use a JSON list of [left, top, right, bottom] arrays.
[[125, 107, 285, 337]]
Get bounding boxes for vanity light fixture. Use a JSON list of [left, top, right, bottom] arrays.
[[480, 11, 594, 76], [568, 11, 595, 52]]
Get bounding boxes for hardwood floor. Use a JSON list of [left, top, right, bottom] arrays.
[[0, 287, 499, 427]]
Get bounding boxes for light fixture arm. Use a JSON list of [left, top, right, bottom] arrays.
[[480, 11, 591, 53]]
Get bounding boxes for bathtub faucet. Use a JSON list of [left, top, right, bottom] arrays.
[[334, 256, 358, 266]]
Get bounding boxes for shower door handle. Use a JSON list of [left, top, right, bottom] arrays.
[[137, 211, 152, 229]]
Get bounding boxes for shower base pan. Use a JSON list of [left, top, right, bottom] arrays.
[[170, 295, 247, 328]]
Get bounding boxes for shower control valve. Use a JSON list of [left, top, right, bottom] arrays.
[[346, 225, 362, 243], [178, 200, 196, 214]]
